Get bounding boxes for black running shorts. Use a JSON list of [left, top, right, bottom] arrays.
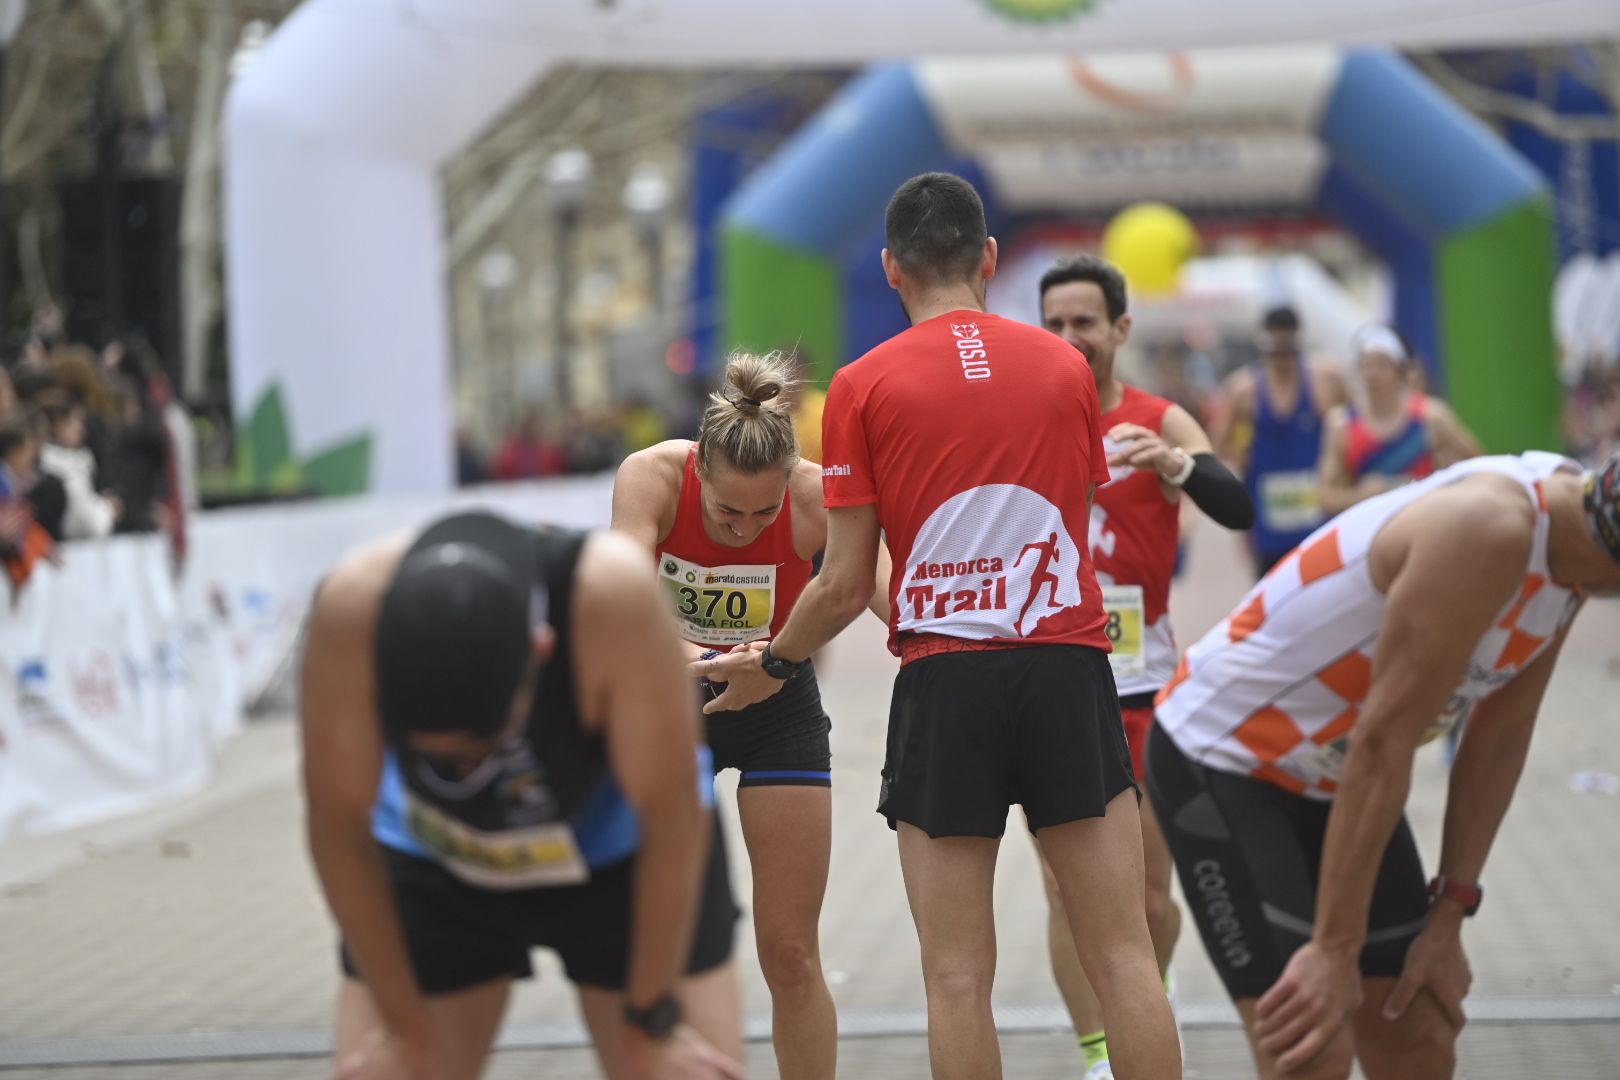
[[1145, 722, 1429, 1001], [704, 661, 832, 788], [340, 816, 738, 994], [879, 644, 1137, 838]]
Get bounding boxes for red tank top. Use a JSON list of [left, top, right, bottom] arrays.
[[1091, 385, 1183, 694], [1343, 393, 1434, 483], [655, 448, 813, 646]]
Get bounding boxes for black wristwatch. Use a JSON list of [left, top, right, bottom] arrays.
[[623, 994, 682, 1039], [760, 642, 807, 681]]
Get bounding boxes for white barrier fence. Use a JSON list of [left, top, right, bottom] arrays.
[[0, 476, 616, 842]]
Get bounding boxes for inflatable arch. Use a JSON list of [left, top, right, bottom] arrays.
[[722, 50, 1559, 453], [226, 2, 1610, 494]]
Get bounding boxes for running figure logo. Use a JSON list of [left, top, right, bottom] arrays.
[[900, 484, 1085, 640], [1014, 532, 1063, 636]]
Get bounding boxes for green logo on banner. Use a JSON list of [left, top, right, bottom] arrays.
[[979, 0, 1099, 22]]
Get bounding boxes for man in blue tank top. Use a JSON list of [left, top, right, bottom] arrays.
[[1214, 306, 1350, 578]]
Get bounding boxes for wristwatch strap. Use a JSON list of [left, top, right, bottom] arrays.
[[1427, 875, 1482, 916]]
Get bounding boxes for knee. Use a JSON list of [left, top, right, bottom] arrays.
[[921, 953, 995, 1004], [1367, 1013, 1457, 1077], [1258, 1036, 1355, 1080], [1143, 889, 1179, 940], [756, 932, 823, 995]]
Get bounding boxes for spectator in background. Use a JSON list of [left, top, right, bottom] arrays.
[[493, 410, 569, 479], [1316, 324, 1482, 518], [39, 398, 122, 540], [563, 408, 624, 474], [455, 429, 489, 487], [620, 395, 668, 455], [104, 368, 171, 534], [0, 366, 16, 423], [785, 350, 826, 468], [50, 344, 118, 482], [0, 416, 58, 592]]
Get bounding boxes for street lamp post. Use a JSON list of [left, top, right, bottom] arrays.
[[544, 148, 592, 411], [622, 162, 672, 317]]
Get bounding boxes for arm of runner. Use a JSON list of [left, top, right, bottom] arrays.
[[611, 448, 709, 662], [574, 532, 710, 1010], [1158, 404, 1254, 529], [792, 457, 890, 624], [1383, 622, 1573, 1025], [692, 504, 881, 713], [300, 570, 436, 1073], [1314, 361, 1353, 411], [1426, 399, 1485, 469], [610, 446, 680, 555], [1256, 493, 1531, 1071], [868, 540, 894, 624], [1315, 406, 1381, 517]]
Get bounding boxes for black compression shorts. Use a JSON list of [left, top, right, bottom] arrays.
[[1145, 722, 1430, 1001]]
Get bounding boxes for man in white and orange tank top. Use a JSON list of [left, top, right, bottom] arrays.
[[1151, 450, 1620, 1080], [1035, 256, 1255, 1080]]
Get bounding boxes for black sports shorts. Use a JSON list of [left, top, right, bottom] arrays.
[[704, 661, 832, 788], [879, 644, 1136, 838], [340, 816, 737, 994]]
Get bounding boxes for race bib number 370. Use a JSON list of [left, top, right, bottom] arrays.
[[658, 552, 776, 646]]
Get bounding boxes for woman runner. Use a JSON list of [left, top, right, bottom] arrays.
[[612, 351, 888, 1080]]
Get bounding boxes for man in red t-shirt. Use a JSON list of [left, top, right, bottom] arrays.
[[697, 174, 1180, 1079]]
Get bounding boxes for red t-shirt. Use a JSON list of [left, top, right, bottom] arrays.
[[821, 310, 1113, 663]]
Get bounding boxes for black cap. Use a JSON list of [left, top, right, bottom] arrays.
[[373, 511, 542, 742]]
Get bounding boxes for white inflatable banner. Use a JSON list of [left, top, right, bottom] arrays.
[[0, 476, 615, 841], [226, 0, 1618, 498], [914, 50, 1341, 210]]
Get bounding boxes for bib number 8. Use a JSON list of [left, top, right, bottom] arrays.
[[1105, 610, 1123, 643]]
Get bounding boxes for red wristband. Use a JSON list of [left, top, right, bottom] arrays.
[[1427, 875, 1482, 916]]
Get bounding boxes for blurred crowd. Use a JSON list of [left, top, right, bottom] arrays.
[[0, 302, 194, 595], [455, 356, 830, 486], [1565, 359, 1620, 467]]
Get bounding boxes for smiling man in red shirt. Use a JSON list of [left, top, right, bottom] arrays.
[[697, 173, 1179, 1080]]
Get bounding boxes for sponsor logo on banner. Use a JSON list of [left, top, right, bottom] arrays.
[[17, 658, 62, 730], [900, 484, 1084, 639], [977, 0, 1099, 23], [69, 650, 122, 719], [124, 641, 190, 690]]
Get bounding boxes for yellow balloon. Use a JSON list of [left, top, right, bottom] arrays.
[[1101, 203, 1200, 295]]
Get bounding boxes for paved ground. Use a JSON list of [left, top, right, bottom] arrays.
[[3, 521, 1619, 1077]]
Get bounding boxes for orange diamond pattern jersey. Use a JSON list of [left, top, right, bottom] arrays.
[[1155, 452, 1585, 799], [1092, 384, 1182, 695], [820, 309, 1113, 664], [655, 446, 812, 645]]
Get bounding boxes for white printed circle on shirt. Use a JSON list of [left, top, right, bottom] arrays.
[[899, 484, 1084, 640]]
